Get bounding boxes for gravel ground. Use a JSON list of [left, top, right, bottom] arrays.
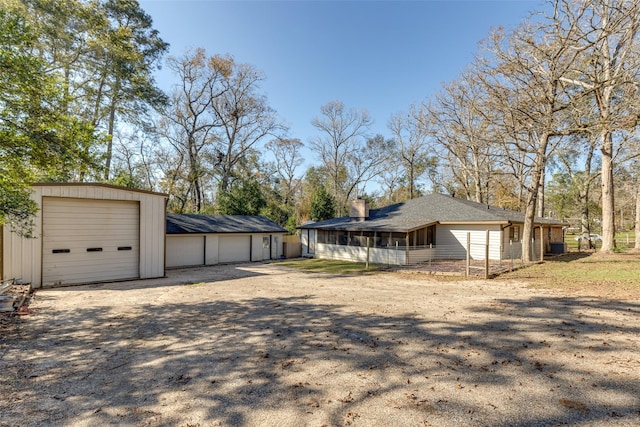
[[1, 262, 639, 426]]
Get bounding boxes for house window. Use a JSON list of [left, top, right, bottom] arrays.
[[390, 232, 406, 247], [317, 230, 326, 244], [509, 225, 520, 242], [337, 231, 348, 245], [427, 225, 436, 245]]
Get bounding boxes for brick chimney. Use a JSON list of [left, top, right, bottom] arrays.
[[349, 198, 369, 221]]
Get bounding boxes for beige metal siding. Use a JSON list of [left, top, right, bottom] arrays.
[[251, 234, 263, 261], [166, 235, 205, 268], [2, 184, 166, 287], [219, 235, 251, 263], [205, 235, 219, 265], [42, 198, 140, 287]]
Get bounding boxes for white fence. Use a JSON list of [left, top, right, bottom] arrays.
[[316, 232, 546, 278]]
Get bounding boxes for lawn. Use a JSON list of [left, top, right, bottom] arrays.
[[497, 251, 640, 298], [276, 258, 386, 274]]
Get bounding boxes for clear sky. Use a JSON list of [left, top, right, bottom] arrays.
[[139, 0, 540, 152]]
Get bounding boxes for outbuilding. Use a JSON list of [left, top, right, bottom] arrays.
[[1, 183, 167, 288], [166, 213, 287, 268]]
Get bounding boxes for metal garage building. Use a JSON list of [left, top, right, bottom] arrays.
[[166, 213, 286, 268], [1, 183, 167, 288]]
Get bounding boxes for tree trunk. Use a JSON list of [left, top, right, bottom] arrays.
[[635, 174, 640, 250], [537, 172, 545, 218], [104, 76, 121, 181], [600, 130, 616, 252], [522, 194, 538, 262], [522, 134, 549, 262], [578, 183, 591, 251], [104, 101, 116, 181]]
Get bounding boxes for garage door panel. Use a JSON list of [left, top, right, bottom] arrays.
[[42, 198, 140, 287], [219, 235, 251, 263], [166, 235, 205, 268]]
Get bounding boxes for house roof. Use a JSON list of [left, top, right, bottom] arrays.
[[167, 213, 287, 234], [298, 194, 568, 233]]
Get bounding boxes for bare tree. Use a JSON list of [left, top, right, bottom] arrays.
[[265, 138, 304, 205], [635, 166, 640, 250], [156, 48, 231, 212], [388, 106, 434, 200], [420, 70, 496, 204], [309, 101, 374, 216], [209, 62, 284, 193], [556, 133, 600, 249], [558, 0, 640, 252], [479, 12, 586, 261]]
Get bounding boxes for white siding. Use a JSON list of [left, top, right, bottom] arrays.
[[219, 235, 251, 263], [315, 243, 407, 265], [166, 235, 205, 268], [2, 184, 166, 287], [436, 224, 502, 260], [251, 235, 263, 262], [205, 235, 219, 265], [165, 233, 284, 268]]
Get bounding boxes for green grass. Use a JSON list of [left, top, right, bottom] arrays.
[[498, 252, 640, 297], [276, 258, 386, 274], [564, 231, 636, 251]]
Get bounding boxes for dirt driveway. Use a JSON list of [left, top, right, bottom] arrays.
[[1, 263, 639, 426]]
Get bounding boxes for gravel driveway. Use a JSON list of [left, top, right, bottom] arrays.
[[1, 262, 639, 426]]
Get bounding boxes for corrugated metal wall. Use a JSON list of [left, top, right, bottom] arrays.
[[2, 184, 166, 287]]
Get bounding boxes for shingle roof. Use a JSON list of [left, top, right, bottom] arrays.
[[167, 213, 287, 234], [298, 194, 567, 233]]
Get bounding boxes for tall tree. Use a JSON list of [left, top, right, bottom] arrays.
[[209, 62, 284, 193], [562, 0, 640, 252], [310, 101, 377, 216], [421, 70, 496, 204], [23, 0, 168, 180], [479, 11, 585, 261], [95, 0, 169, 180], [0, 6, 97, 233], [310, 186, 335, 222], [216, 175, 266, 216], [555, 132, 601, 249], [265, 138, 304, 206], [388, 106, 434, 200], [157, 49, 232, 212]]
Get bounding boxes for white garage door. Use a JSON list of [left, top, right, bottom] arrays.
[[166, 235, 205, 268], [219, 235, 251, 263], [42, 198, 140, 287]]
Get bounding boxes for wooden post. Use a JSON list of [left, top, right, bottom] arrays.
[[366, 237, 370, 269], [540, 226, 544, 262], [510, 240, 514, 272], [466, 232, 471, 277], [484, 230, 490, 279]]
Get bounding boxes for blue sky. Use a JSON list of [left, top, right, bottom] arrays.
[[139, 0, 540, 152]]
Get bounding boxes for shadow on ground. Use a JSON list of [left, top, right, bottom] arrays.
[[1, 282, 639, 426]]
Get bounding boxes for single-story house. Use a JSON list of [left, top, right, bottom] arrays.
[[166, 213, 287, 268], [298, 194, 568, 265], [1, 183, 167, 288]]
